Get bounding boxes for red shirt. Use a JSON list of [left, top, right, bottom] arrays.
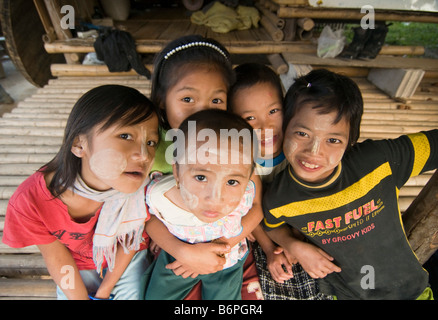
[[3, 171, 101, 270]]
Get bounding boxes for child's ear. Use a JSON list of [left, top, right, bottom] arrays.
[[71, 135, 87, 158]]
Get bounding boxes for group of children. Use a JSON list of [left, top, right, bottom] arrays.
[[3, 34, 437, 300]]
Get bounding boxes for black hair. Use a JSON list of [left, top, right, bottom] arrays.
[[283, 69, 363, 148], [41, 85, 160, 197], [151, 35, 235, 129], [228, 62, 283, 112], [174, 109, 257, 172]]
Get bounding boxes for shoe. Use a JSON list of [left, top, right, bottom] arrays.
[[338, 27, 372, 59], [358, 23, 391, 60]]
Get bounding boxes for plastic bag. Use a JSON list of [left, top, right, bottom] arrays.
[[317, 25, 345, 58]]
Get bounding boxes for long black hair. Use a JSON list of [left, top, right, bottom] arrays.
[[41, 85, 160, 197], [151, 34, 235, 130]]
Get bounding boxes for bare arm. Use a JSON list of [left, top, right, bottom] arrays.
[[267, 224, 341, 278], [252, 224, 293, 283], [145, 216, 230, 276], [38, 240, 89, 300], [94, 244, 137, 299]]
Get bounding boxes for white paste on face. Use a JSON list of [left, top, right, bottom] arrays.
[[89, 149, 127, 180], [311, 137, 321, 155], [328, 151, 344, 167], [179, 181, 199, 211]]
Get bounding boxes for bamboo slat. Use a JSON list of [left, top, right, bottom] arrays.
[[0, 279, 56, 298], [0, 118, 67, 127], [256, 2, 285, 29], [0, 176, 28, 186], [0, 153, 55, 164], [0, 200, 9, 216], [0, 254, 49, 276], [0, 163, 44, 176]]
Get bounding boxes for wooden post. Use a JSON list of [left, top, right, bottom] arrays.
[[403, 170, 438, 264], [33, 0, 57, 43], [43, 0, 78, 64]]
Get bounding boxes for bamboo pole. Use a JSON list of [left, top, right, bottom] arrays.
[[260, 16, 284, 42], [296, 17, 314, 31], [256, 3, 285, 29], [0, 163, 45, 175], [50, 64, 139, 77], [296, 27, 313, 40], [0, 255, 49, 276], [277, 7, 438, 23], [403, 170, 438, 264], [267, 53, 289, 74], [0, 279, 56, 298], [44, 40, 425, 56]]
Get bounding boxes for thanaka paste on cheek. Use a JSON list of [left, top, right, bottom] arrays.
[[89, 149, 127, 180], [328, 150, 344, 167], [284, 140, 297, 162], [179, 181, 199, 211]]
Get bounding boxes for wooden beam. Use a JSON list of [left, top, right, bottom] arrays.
[[367, 68, 425, 99], [281, 53, 438, 72], [277, 7, 438, 23], [0, 279, 56, 298], [403, 170, 438, 264], [267, 53, 289, 74], [33, 0, 57, 43]]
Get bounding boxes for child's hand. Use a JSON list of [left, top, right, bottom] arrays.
[[266, 247, 294, 283], [275, 246, 298, 266], [292, 241, 341, 279], [166, 241, 230, 277], [246, 232, 256, 242], [166, 261, 199, 279]]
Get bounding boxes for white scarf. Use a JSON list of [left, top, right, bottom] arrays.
[[71, 175, 148, 273]]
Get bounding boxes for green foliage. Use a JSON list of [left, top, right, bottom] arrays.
[[344, 22, 438, 50]]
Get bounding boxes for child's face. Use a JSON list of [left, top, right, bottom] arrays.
[[73, 114, 159, 193], [232, 82, 283, 158], [173, 141, 253, 223], [283, 105, 349, 183], [165, 67, 228, 129]]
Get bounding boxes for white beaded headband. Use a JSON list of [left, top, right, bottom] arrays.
[[163, 41, 228, 60]]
